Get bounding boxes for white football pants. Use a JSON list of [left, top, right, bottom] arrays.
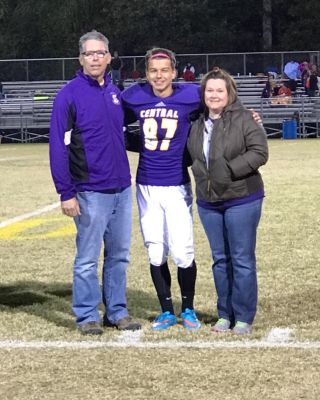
[[136, 183, 194, 268]]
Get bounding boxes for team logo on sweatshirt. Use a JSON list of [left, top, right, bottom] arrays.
[[111, 93, 121, 105]]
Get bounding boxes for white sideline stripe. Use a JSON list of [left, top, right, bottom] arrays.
[[117, 330, 143, 344], [0, 156, 38, 162], [0, 203, 60, 228], [266, 328, 294, 342], [0, 147, 18, 151], [1, 339, 320, 350]]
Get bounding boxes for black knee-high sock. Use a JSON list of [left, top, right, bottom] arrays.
[[178, 260, 197, 312], [150, 262, 174, 314]]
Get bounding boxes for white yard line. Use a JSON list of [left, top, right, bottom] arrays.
[[0, 338, 320, 350], [1, 326, 319, 350], [0, 203, 60, 229]]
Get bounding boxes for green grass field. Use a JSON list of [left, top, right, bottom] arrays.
[[0, 140, 319, 399]]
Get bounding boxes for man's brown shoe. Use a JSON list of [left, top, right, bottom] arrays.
[[78, 321, 103, 335], [104, 316, 141, 331]]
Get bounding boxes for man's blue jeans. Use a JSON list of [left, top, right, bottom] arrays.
[[72, 187, 132, 325], [198, 199, 263, 324]]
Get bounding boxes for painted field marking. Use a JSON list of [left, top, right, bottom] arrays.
[[0, 216, 75, 240], [0, 338, 320, 350], [117, 330, 143, 344], [266, 328, 294, 342], [0, 325, 319, 351], [0, 203, 76, 240], [0, 147, 18, 152], [0, 203, 60, 229], [0, 156, 39, 162]]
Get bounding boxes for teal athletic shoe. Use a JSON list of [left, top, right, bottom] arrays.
[[232, 321, 252, 335], [152, 311, 177, 331], [212, 318, 231, 333], [181, 308, 201, 330]]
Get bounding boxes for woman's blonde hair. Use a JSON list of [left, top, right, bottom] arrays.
[[200, 67, 238, 117]]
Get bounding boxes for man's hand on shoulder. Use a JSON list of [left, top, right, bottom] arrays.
[[61, 197, 81, 217]]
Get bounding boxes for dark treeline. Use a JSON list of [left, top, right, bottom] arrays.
[[0, 0, 319, 59]]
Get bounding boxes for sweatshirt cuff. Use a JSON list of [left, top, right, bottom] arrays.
[[60, 190, 76, 202]]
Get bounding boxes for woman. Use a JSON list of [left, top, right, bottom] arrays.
[[305, 64, 319, 97], [188, 67, 268, 334]]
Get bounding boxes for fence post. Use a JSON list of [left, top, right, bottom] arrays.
[[301, 96, 305, 138], [26, 60, 29, 81], [62, 59, 65, 81], [281, 53, 284, 77]]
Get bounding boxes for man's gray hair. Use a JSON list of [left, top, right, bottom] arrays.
[[79, 30, 109, 54]]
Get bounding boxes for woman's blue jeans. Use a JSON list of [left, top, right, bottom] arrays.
[[198, 199, 263, 324], [72, 187, 132, 325]]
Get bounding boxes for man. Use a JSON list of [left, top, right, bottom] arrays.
[[110, 50, 123, 84], [49, 30, 141, 335], [122, 48, 202, 331]]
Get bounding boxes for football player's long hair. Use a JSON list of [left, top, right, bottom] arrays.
[[145, 47, 176, 71], [201, 67, 238, 118]]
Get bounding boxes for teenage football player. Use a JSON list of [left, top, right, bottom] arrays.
[[122, 48, 201, 330]]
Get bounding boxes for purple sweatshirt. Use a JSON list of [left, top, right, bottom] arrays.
[[49, 70, 131, 201]]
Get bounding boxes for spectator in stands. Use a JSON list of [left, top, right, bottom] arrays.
[[174, 59, 180, 81], [301, 62, 310, 94], [284, 60, 300, 80], [261, 73, 277, 98], [272, 81, 293, 105], [131, 70, 141, 80], [265, 66, 278, 80], [182, 62, 196, 81], [261, 80, 271, 98], [299, 60, 309, 79], [284, 60, 300, 93], [278, 81, 292, 97], [187, 67, 268, 335], [305, 64, 319, 97], [110, 50, 123, 84], [49, 30, 141, 335]]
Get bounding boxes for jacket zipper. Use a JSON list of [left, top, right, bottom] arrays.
[[206, 119, 216, 194]]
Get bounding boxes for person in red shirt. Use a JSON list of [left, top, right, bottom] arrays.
[[278, 82, 292, 97]]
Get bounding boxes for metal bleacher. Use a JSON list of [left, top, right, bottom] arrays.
[[1, 77, 320, 143], [2, 80, 66, 99], [0, 81, 65, 142], [235, 75, 320, 137]]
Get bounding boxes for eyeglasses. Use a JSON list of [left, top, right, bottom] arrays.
[[81, 50, 108, 59]]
